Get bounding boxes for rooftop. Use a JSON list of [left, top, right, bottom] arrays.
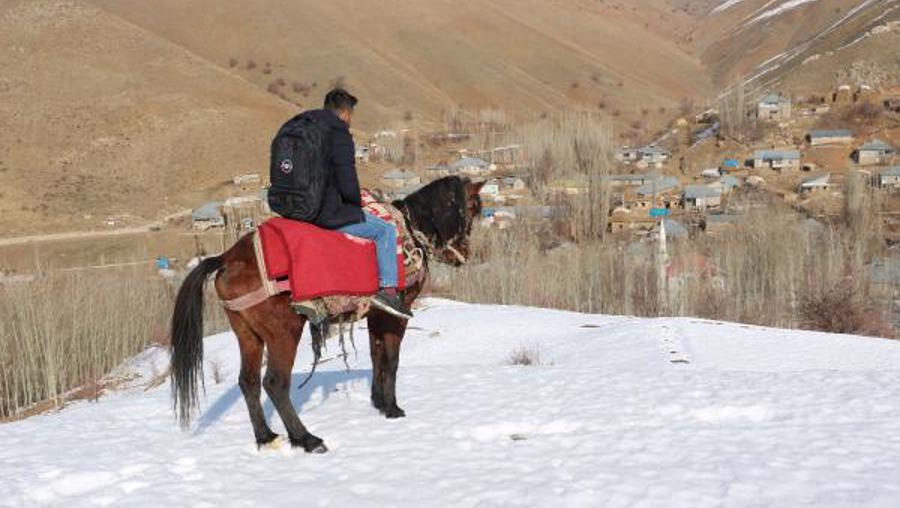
[[636, 176, 680, 196], [192, 201, 223, 220], [801, 174, 830, 187], [858, 139, 894, 152], [451, 157, 489, 169], [754, 149, 800, 160], [758, 93, 790, 105], [881, 166, 900, 177], [684, 185, 722, 199], [808, 129, 853, 139]]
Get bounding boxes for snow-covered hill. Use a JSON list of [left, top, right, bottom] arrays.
[[2, 299, 900, 507]]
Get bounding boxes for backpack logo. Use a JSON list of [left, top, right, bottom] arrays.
[[279, 158, 293, 174]]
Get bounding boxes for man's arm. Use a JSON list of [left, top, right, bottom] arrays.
[[331, 126, 362, 206]]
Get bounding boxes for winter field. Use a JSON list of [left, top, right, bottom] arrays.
[[2, 299, 900, 507]]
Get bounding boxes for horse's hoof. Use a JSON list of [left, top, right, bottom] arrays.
[[291, 433, 328, 454], [383, 405, 406, 419], [257, 434, 284, 451]]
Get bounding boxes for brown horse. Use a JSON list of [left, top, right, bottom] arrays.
[[170, 176, 483, 452]]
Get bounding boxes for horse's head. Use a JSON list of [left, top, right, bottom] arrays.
[[397, 176, 484, 267]]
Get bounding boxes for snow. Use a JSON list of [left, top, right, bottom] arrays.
[[711, 0, 750, 14], [749, 0, 821, 24], [2, 299, 900, 507]]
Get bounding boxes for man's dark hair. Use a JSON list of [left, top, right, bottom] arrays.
[[324, 88, 358, 111]]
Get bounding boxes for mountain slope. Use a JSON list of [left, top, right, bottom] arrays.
[[2, 299, 899, 507], [688, 0, 900, 92], [85, 0, 711, 129], [0, 0, 296, 235]]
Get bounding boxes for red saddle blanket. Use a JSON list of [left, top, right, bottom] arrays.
[[257, 210, 408, 301]]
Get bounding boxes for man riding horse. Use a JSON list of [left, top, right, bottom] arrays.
[[267, 88, 412, 319], [169, 89, 484, 452]]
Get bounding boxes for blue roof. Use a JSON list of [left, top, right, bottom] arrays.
[[636, 176, 680, 196], [754, 149, 800, 160], [808, 129, 853, 139], [722, 158, 740, 168]]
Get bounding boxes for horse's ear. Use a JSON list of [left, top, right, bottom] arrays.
[[467, 180, 486, 197]]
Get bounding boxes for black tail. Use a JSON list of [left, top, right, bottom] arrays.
[[170, 255, 223, 429]]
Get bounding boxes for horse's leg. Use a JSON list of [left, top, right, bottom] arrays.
[[261, 317, 327, 453], [367, 311, 407, 418], [369, 324, 386, 411], [225, 309, 278, 447]]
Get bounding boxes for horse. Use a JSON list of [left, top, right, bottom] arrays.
[[169, 176, 484, 453]]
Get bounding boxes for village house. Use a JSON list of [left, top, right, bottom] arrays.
[[701, 168, 721, 179], [500, 176, 527, 193], [191, 201, 225, 230], [682, 185, 722, 211], [615, 147, 641, 164], [807, 129, 854, 146], [450, 156, 495, 176], [799, 173, 830, 194], [853, 140, 895, 166], [720, 158, 741, 172], [354, 145, 370, 163], [382, 169, 421, 188], [876, 167, 900, 190], [756, 93, 792, 121], [639, 146, 670, 165], [609, 210, 657, 234], [712, 175, 741, 195], [632, 176, 680, 210], [752, 149, 801, 171], [479, 179, 501, 198]]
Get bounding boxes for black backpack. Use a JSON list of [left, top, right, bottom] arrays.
[[267, 113, 329, 222]]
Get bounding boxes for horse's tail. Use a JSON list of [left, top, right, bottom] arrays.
[[170, 255, 223, 429]]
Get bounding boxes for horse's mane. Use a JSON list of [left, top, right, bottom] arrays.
[[395, 176, 475, 249]]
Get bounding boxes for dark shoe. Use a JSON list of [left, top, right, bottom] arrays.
[[371, 290, 414, 320]]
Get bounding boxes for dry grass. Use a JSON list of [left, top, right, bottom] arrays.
[[0, 269, 228, 418]]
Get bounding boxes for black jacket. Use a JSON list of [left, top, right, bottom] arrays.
[[271, 109, 364, 229]]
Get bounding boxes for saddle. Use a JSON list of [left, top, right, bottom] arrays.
[[224, 191, 424, 325]]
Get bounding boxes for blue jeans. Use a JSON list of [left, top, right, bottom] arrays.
[[338, 212, 398, 288]]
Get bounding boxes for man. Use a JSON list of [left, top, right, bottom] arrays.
[[268, 88, 412, 319]]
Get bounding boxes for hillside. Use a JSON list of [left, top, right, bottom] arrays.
[[0, 0, 304, 236], [85, 0, 710, 128], [689, 0, 900, 93], [2, 299, 899, 506]]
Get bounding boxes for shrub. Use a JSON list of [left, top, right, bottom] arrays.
[[0, 270, 227, 418], [508, 345, 542, 366], [245, 60, 257, 71]]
